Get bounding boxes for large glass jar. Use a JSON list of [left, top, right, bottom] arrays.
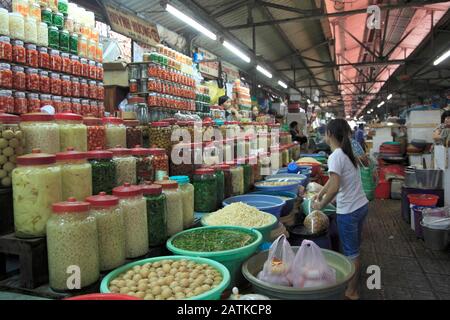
[[20, 113, 60, 154], [78, 35, 87, 58], [47, 198, 99, 290], [193, 168, 217, 213], [124, 120, 143, 149], [54, 113, 87, 152], [41, 7, 52, 26], [14, 92, 27, 114], [26, 67, 40, 92], [69, 32, 78, 55], [292, 141, 301, 161], [169, 142, 198, 179], [24, 17, 37, 44], [12, 150, 62, 238], [141, 183, 167, 247], [26, 44, 38, 68], [0, 63, 12, 89], [249, 155, 261, 183], [113, 183, 148, 258], [56, 148, 92, 201], [212, 165, 225, 209], [37, 22, 48, 47], [154, 179, 183, 236], [83, 117, 105, 151], [0, 37, 12, 61], [29, 3, 41, 22], [149, 147, 169, 181], [9, 13, 25, 41], [0, 113, 24, 188], [0, 90, 13, 113], [58, 0, 68, 15], [221, 138, 234, 163], [103, 117, 126, 149], [86, 192, 126, 271], [237, 160, 252, 194], [259, 152, 271, 177], [48, 25, 59, 49], [86, 149, 116, 195], [149, 121, 172, 154], [0, 9, 9, 37], [281, 145, 290, 167], [12, 39, 25, 64], [270, 146, 282, 171], [170, 175, 194, 229], [109, 146, 137, 186], [131, 146, 154, 184], [227, 162, 244, 196], [52, 12, 64, 30]]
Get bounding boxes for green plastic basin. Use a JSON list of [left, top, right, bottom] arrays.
[[302, 198, 336, 216], [100, 255, 230, 300], [200, 212, 278, 242], [167, 226, 263, 288], [242, 247, 355, 300]]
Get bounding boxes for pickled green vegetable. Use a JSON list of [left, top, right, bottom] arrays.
[[52, 12, 64, 30], [48, 26, 59, 49], [215, 169, 224, 209], [69, 33, 78, 55], [241, 164, 252, 194], [193, 174, 217, 213], [41, 8, 53, 26], [59, 30, 69, 52], [89, 158, 116, 195], [58, 0, 68, 15], [145, 193, 167, 246]]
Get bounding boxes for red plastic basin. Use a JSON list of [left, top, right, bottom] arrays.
[[64, 294, 141, 300], [407, 194, 439, 207]]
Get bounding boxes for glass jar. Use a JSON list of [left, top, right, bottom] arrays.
[[97, 81, 104, 101], [0, 63, 12, 89], [61, 52, 71, 73], [38, 46, 49, 69], [149, 148, 168, 181], [50, 72, 61, 95], [24, 17, 37, 44], [149, 121, 171, 152], [27, 93, 40, 112], [60, 74, 71, 97], [12, 150, 62, 238], [9, 13, 25, 41], [29, 2, 41, 22], [237, 160, 253, 193], [52, 95, 62, 113], [124, 120, 143, 149], [56, 148, 92, 201], [83, 117, 105, 151], [249, 155, 261, 183], [259, 152, 271, 177], [14, 91, 27, 114], [50, 49, 62, 71], [270, 146, 282, 171], [170, 142, 197, 179], [48, 25, 59, 49], [69, 32, 78, 55], [41, 7, 52, 26], [281, 145, 290, 167], [211, 165, 225, 209], [39, 93, 51, 108], [113, 183, 148, 258], [71, 98, 81, 114], [69, 76, 79, 98], [20, 113, 60, 154], [81, 99, 90, 116], [129, 79, 138, 93], [12, 65, 26, 90], [88, 80, 97, 100], [47, 198, 99, 290], [59, 29, 69, 52], [12, 39, 26, 64], [78, 36, 87, 58], [154, 179, 183, 236], [102, 117, 126, 149], [58, 0, 68, 15], [49, 0, 58, 12], [0, 113, 24, 187], [71, 55, 81, 76], [80, 80, 89, 99], [61, 97, 71, 112], [170, 175, 194, 229], [81, 57, 89, 78], [90, 100, 98, 117], [25, 43, 38, 67], [141, 183, 167, 246], [87, 149, 117, 195], [86, 192, 126, 272], [54, 113, 87, 152], [193, 168, 217, 213], [96, 43, 102, 63], [88, 60, 96, 79], [227, 162, 244, 196], [0, 37, 12, 61], [0, 9, 9, 37], [131, 146, 154, 184], [96, 62, 103, 80], [87, 39, 96, 60], [0, 90, 13, 113], [109, 146, 137, 186], [53, 12, 64, 30], [26, 67, 39, 92], [37, 22, 48, 47]]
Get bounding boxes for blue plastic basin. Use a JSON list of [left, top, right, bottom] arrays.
[[266, 174, 308, 187], [254, 180, 301, 195], [222, 194, 286, 219], [250, 191, 297, 217]]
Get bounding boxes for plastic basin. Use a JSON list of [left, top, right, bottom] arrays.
[[100, 255, 230, 300], [407, 194, 439, 207], [302, 198, 337, 216], [254, 180, 301, 195], [250, 191, 297, 217], [64, 294, 142, 300], [297, 162, 321, 176], [201, 212, 278, 242], [265, 174, 308, 187], [222, 194, 286, 219], [242, 247, 355, 300], [167, 226, 262, 288]]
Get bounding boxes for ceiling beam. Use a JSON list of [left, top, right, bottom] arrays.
[[211, 0, 248, 18], [271, 41, 329, 63], [257, 0, 322, 15], [278, 59, 411, 71]]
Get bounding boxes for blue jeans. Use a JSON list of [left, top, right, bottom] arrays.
[[336, 203, 369, 260]]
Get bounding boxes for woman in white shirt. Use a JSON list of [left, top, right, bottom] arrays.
[[312, 119, 369, 300]]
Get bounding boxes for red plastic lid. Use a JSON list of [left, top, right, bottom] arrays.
[[225, 121, 239, 125], [20, 113, 54, 122], [109, 146, 132, 156], [52, 197, 90, 213], [194, 168, 215, 175], [203, 120, 213, 126], [141, 183, 162, 196], [86, 148, 113, 159], [149, 148, 166, 156], [124, 120, 140, 127], [113, 183, 143, 198], [177, 121, 189, 126], [150, 121, 170, 127], [162, 118, 177, 125], [154, 180, 178, 189], [0, 112, 20, 124], [17, 149, 56, 166], [128, 97, 145, 104], [269, 123, 280, 127], [56, 148, 87, 161], [225, 161, 236, 167], [83, 117, 102, 126], [102, 117, 124, 125], [214, 164, 230, 171], [54, 113, 83, 121], [131, 145, 151, 156], [85, 192, 119, 207]]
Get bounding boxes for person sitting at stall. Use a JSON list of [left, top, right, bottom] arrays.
[[433, 110, 450, 146], [219, 95, 241, 121], [289, 121, 308, 146]]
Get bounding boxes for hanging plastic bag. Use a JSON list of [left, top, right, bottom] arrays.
[[288, 240, 336, 288], [257, 235, 295, 286]]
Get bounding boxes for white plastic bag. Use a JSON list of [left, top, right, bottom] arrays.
[[257, 235, 295, 286], [288, 240, 336, 288], [306, 182, 323, 193]]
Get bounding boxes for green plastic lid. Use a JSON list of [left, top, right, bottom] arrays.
[[169, 175, 190, 185]]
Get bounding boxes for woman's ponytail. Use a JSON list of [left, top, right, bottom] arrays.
[[326, 119, 358, 168]]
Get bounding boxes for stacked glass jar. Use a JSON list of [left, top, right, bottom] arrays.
[[149, 121, 171, 152], [124, 119, 143, 149], [193, 168, 217, 213], [150, 147, 169, 181], [0, 112, 24, 188], [131, 145, 154, 184], [154, 179, 183, 236], [109, 146, 137, 186], [20, 112, 60, 154], [141, 183, 167, 247], [102, 117, 126, 149], [86, 149, 115, 195], [169, 175, 194, 229], [84, 116, 105, 151], [54, 112, 87, 152]]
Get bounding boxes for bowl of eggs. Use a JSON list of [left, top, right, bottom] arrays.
[[100, 255, 230, 300]]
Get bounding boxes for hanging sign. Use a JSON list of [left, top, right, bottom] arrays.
[[105, 4, 160, 47], [198, 47, 219, 78], [222, 61, 240, 82]]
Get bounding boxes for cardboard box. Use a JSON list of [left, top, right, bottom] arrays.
[[103, 60, 129, 87]]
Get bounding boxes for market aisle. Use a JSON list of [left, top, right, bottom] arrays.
[[359, 200, 450, 300]]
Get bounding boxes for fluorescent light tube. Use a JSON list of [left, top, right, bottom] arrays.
[[223, 41, 251, 63], [256, 65, 272, 78], [166, 4, 217, 41], [278, 80, 288, 89], [433, 49, 450, 66], [387, 94, 392, 100], [307, 99, 311, 104]]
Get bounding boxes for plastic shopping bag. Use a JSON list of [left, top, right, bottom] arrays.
[[257, 235, 295, 286], [288, 240, 336, 289]]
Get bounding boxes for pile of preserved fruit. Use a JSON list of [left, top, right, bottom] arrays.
[[0, 112, 24, 187]]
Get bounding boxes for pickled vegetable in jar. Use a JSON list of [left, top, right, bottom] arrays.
[[52, 95, 62, 113], [54, 113, 87, 152], [38, 46, 49, 69], [0, 37, 12, 61], [71, 98, 81, 114], [25, 43, 38, 67], [24, 17, 37, 44], [129, 79, 138, 93], [56, 148, 92, 201], [12, 65, 26, 90], [0, 113, 24, 187], [52, 12, 64, 30], [96, 43, 102, 63], [124, 120, 143, 149], [193, 168, 217, 213], [96, 62, 103, 80], [39, 93, 51, 108], [0, 90, 13, 113], [48, 25, 59, 49], [169, 142, 197, 179], [109, 146, 136, 186], [12, 39, 25, 64], [20, 113, 60, 154], [26, 67, 40, 92], [149, 121, 171, 152], [37, 22, 48, 47], [87, 149, 115, 195], [47, 198, 99, 290], [50, 72, 61, 95], [102, 117, 126, 149], [0, 9, 9, 37], [49, 0, 58, 12], [97, 81, 104, 101], [78, 36, 87, 58], [149, 148, 168, 181], [170, 175, 194, 229], [59, 29, 69, 52], [90, 100, 98, 117], [61, 52, 71, 73], [58, 0, 68, 15], [27, 93, 40, 112], [81, 57, 89, 78], [81, 99, 90, 116], [88, 80, 97, 99], [88, 60, 96, 79], [29, 2, 41, 22], [154, 179, 182, 236], [41, 7, 52, 26], [12, 150, 62, 238], [71, 55, 81, 75], [61, 75, 71, 96], [71, 77, 80, 97], [131, 145, 154, 184], [141, 183, 167, 247], [87, 39, 96, 60], [211, 165, 226, 209], [64, 17, 74, 33], [61, 97, 71, 112], [86, 192, 126, 271], [238, 160, 253, 193], [9, 13, 25, 41], [69, 32, 78, 55], [50, 49, 62, 71], [83, 117, 105, 151], [14, 91, 27, 114], [227, 162, 244, 196], [0, 63, 12, 88]]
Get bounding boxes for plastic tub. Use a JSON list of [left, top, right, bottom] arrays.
[[250, 191, 297, 217], [65, 294, 141, 300], [407, 194, 439, 207], [288, 225, 332, 250], [420, 222, 449, 251], [242, 247, 355, 300], [167, 226, 262, 288], [254, 180, 300, 195], [266, 174, 308, 187], [100, 255, 230, 300], [222, 194, 285, 218]]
